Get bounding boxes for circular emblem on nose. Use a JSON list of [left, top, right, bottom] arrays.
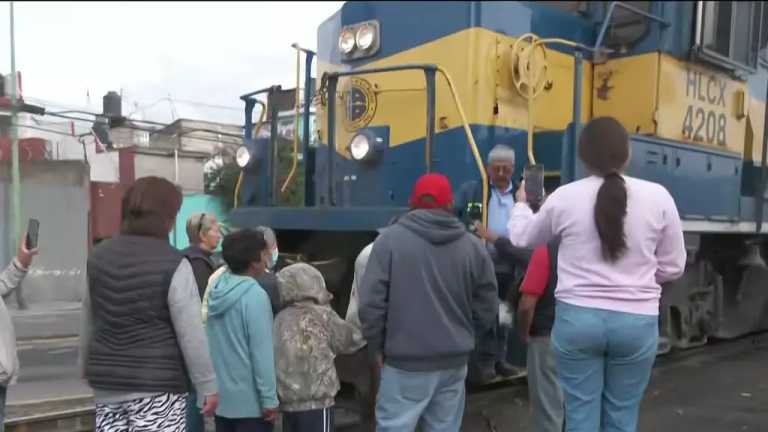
[[344, 77, 377, 131]]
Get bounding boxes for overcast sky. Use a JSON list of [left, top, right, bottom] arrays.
[[0, 1, 343, 126]]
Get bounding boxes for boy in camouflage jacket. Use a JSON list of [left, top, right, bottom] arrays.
[[274, 263, 364, 432]]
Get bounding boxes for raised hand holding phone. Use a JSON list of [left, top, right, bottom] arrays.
[[523, 164, 545, 212], [17, 233, 39, 270], [26, 218, 40, 250]]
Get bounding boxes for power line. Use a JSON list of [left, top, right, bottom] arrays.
[[127, 97, 169, 117], [171, 98, 242, 112], [12, 122, 241, 158], [27, 95, 244, 126], [40, 112, 244, 141]]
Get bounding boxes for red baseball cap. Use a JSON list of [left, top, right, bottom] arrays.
[[409, 173, 454, 209]]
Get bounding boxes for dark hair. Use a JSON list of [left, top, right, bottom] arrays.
[[222, 229, 267, 274], [578, 117, 630, 262], [121, 176, 182, 239]]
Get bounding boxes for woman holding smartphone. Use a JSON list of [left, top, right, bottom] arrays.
[[507, 117, 686, 432]]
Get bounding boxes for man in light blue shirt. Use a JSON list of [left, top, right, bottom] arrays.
[[456, 145, 530, 384]]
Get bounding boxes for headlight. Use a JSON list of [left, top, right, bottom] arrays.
[[339, 20, 380, 60], [235, 146, 251, 168], [349, 134, 371, 160], [356, 24, 376, 51], [338, 29, 356, 55]]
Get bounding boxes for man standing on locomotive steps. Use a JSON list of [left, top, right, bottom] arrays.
[[456, 144, 531, 384], [359, 173, 498, 432]]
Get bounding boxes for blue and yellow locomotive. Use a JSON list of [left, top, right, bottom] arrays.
[[231, 1, 768, 353]]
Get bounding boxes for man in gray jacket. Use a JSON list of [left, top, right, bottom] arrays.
[[359, 173, 498, 432], [0, 237, 38, 431]]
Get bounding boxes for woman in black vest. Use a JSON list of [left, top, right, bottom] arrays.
[[182, 213, 222, 432], [80, 176, 219, 431], [183, 213, 221, 301]]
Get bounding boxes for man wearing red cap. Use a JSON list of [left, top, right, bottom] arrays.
[[359, 173, 498, 432]]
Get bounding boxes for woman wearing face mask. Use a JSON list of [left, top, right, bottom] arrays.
[[253, 226, 282, 315]]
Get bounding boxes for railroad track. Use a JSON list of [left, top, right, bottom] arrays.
[[5, 407, 93, 432], [6, 332, 767, 432]]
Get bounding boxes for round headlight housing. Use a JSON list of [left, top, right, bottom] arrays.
[[338, 29, 356, 54], [349, 134, 371, 160], [355, 24, 376, 51], [235, 146, 251, 168]]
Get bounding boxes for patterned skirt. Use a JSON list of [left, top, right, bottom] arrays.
[[95, 393, 188, 432]]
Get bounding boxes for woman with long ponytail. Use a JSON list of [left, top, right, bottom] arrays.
[[507, 117, 686, 432]]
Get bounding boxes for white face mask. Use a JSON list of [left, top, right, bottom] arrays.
[[270, 247, 279, 269]]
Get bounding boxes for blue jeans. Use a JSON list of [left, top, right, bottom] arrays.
[[552, 302, 657, 432], [375, 364, 467, 432], [0, 385, 5, 432]]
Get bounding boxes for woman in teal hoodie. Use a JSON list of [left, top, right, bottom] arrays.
[[206, 229, 279, 432]]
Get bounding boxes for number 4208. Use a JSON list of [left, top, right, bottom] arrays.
[[682, 105, 727, 146]]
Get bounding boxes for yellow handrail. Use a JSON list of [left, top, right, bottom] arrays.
[[234, 100, 267, 208], [435, 66, 489, 227], [281, 46, 303, 194], [516, 34, 581, 166]]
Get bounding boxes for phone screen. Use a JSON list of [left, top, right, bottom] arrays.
[[524, 164, 545, 211], [26, 218, 40, 249]]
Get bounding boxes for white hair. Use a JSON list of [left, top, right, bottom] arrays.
[[488, 145, 516, 165], [255, 226, 277, 248]]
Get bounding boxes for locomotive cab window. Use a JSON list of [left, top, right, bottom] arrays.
[[760, 3, 768, 64], [696, 1, 762, 71]]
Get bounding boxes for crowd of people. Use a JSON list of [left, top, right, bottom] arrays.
[[0, 116, 687, 432]]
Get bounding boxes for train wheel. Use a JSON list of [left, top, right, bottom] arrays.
[[660, 259, 718, 350]]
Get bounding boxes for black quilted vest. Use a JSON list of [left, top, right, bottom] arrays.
[[530, 242, 558, 337], [85, 235, 187, 393]]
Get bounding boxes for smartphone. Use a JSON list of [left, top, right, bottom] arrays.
[[26, 218, 40, 249], [466, 202, 483, 233], [524, 164, 545, 211]]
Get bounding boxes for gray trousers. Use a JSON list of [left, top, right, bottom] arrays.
[[527, 336, 565, 432]]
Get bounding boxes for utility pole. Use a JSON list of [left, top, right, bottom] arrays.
[[9, 1, 22, 257]]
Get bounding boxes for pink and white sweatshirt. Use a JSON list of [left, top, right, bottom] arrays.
[[508, 175, 686, 316]]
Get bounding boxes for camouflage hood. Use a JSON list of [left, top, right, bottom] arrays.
[[276, 263, 333, 307], [273, 263, 362, 412]]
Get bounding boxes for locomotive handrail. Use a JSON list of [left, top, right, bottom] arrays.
[[435, 66, 488, 227], [280, 45, 305, 195], [516, 35, 589, 166], [239, 85, 281, 102], [324, 64, 489, 226], [240, 85, 281, 207]]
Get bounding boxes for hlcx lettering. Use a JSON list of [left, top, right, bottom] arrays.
[[682, 70, 727, 146]]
